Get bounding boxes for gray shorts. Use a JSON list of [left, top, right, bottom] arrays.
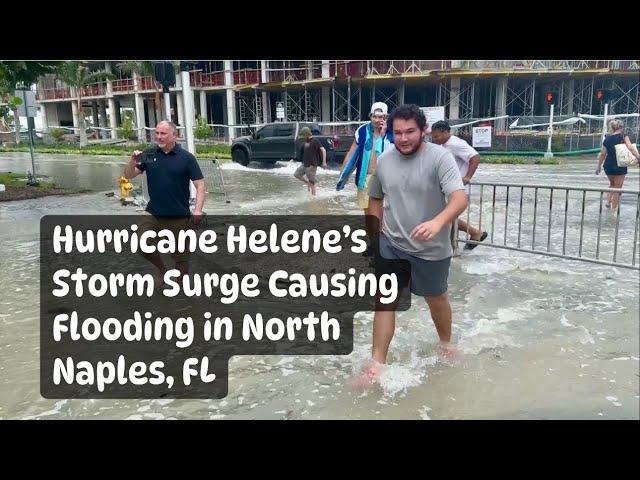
[[294, 164, 318, 184], [377, 234, 451, 297]]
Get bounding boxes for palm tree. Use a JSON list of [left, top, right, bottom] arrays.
[[55, 62, 114, 147], [117, 61, 177, 125]]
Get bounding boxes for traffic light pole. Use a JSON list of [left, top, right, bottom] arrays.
[[545, 103, 554, 158]]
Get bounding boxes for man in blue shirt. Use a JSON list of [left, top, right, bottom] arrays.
[[124, 120, 205, 282]]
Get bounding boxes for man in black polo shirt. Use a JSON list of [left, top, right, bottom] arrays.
[[124, 120, 205, 282]]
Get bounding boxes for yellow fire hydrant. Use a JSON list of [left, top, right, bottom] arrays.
[[119, 176, 134, 198]]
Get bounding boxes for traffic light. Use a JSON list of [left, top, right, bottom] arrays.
[[595, 89, 606, 102], [152, 62, 176, 93], [545, 91, 554, 104]]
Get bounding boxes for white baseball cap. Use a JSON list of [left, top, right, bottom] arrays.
[[370, 102, 388, 116]]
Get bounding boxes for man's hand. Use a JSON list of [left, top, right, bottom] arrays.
[[595, 166, 601, 175], [410, 219, 445, 242], [462, 176, 471, 185], [191, 209, 204, 227], [130, 150, 143, 165]]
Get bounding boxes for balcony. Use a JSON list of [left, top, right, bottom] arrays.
[[137, 76, 157, 91], [37, 87, 72, 101], [112, 78, 134, 93], [454, 60, 639, 71], [80, 83, 107, 98], [233, 69, 260, 85], [191, 71, 226, 87]]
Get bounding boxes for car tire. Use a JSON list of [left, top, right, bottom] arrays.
[[232, 148, 249, 166]]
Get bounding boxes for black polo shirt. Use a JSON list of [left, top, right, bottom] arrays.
[[137, 143, 204, 217]]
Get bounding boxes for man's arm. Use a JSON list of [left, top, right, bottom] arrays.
[[410, 190, 467, 241], [320, 146, 327, 168], [124, 150, 143, 179], [368, 196, 383, 230], [192, 178, 205, 216], [341, 140, 357, 170], [463, 154, 481, 184]]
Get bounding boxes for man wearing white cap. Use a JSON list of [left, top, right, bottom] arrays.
[[337, 102, 394, 254]]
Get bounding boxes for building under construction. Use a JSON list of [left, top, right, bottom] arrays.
[[34, 60, 640, 140]]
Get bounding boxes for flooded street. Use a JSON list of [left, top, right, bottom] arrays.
[[0, 151, 638, 419]]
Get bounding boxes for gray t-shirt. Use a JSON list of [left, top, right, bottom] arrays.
[[368, 142, 464, 260]]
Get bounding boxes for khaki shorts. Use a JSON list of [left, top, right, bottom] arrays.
[[294, 164, 318, 184], [357, 173, 373, 209], [138, 211, 191, 264]]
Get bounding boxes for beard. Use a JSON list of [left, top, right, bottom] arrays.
[[397, 140, 423, 156]]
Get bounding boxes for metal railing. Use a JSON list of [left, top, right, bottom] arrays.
[[457, 181, 640, 270]]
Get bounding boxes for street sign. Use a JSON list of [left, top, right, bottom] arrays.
[[15, 90, 37, 118], [472, 126, 492, 148]]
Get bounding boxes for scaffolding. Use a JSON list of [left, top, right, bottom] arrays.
[[282, 88, 321, 121], [237, 90, 263, 125], [331, 79, 362, 121]]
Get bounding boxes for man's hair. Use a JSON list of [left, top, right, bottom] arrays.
[[299, 126, 312, 138], [157, 120, 179, 135], [388, 104, 427, 130], [431, 120, 451, 132]]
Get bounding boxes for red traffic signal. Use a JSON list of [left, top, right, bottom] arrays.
[[595, 89, 606, 101], [545, 91, 554, 103]]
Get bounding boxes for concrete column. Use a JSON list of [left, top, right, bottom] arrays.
[[224, 60, 236, 139], [104, 61, 113, 97], [181, 70, 196, 154], [71, 99, 79, 129], [449, 77, 461, 120], [322, 60, 330, 78], [321, 86, 331, 122], [108, 98, 118, 139], [180, 70, 197, 201], [494, 77, 507, 131], [199, 91, 207, 121], [133, 73, 146, 141], [40, 103, 49, 132], [262, 92, 270, 123], [176, 92, 184, 126], [163, 92, 171, 121], [91, 101, 99, 133], [134, 94, 146, 141], [260, 61, 270, 123]]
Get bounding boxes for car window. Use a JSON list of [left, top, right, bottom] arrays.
[[274, 124, 294, 137], [256, 126, 275, 138]]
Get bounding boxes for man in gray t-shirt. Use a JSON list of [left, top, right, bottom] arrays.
[[352, 104, 467, 388]]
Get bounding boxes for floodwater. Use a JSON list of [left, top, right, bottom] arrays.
[[0, 151, 638, 419]]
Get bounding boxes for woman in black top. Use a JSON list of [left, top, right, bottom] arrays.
[[596, 119, 639, 211]]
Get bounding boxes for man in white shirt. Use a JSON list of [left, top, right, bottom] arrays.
[[431, 120, 487, 250]]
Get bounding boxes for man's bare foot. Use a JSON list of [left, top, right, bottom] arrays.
[[349, 358, 383, 389], [437, 342, 458, 365]]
